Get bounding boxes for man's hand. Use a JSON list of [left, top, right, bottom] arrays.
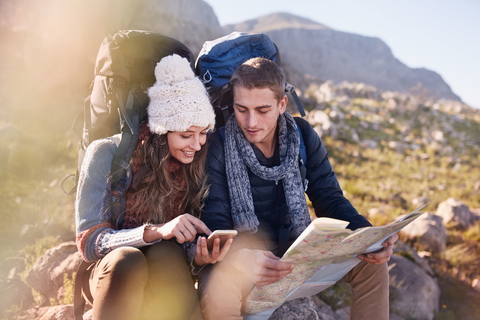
[[194, 236, 233, 266], [358, 233, 399, 265], [236, 249, 294, 287]]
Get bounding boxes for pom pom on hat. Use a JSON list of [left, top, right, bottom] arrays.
[[147, 54, 215, 135]]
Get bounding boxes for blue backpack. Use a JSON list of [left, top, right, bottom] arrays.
[[195, 32, 306, 128]]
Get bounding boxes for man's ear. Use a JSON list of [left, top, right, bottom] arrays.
[[279, 95, 287, 114]]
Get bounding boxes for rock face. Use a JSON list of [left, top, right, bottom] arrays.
[[25, 242, 82, 301], [401, 213, 447, 254], [38, 305, 74, 320], [388, 255, 441, 320], [126, 0, 223, 54], [0, 0, 222, 116], [224, 12, 460, 102], [436, 198, 476, 230]]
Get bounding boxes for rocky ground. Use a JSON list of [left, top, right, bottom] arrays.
[[7, 198, 480, 320]]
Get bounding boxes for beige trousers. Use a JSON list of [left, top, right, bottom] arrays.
[[86, 241, 202, 320], [199, 257, 389, 320]]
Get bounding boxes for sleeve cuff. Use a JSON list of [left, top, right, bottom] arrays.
[[104, 225, 161, 251], [184, 242, 208, 275]]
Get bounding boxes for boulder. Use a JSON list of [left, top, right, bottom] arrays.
[[25, 242, 82, 301], [312, 295, 349, 320], [268, 296, 352, 320], [436, 198, 476, 230], [329, 109, 346, 121], [388, 141, 410, 153], [359, 139, 379, 149], [430, 130, 445, 142], [393, 241, 434, 276], [389, 314, 406, 320], [305, 81, 335, 103], [38, 305, 74, 320], [307, 110, 330, 127], [367, 208, 387, 219], [471, 208, 480, 221], [474, 180, 480, 193], [350, 129, 360, 143], [269, 297, 329, 320], [412, 196, 430, 207], [472, 279, 480, 292], [387, 193, 407, 208], [388, 255, 440, 320], [313, 121, 338, 139], [400, 213, 447, 254], [15, 306, 52, 320]]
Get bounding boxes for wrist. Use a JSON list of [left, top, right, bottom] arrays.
[[143, 224, 162, 243], [193, 254, 206, 267]]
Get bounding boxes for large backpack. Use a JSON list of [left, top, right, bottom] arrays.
[[69, 30, 195, 320], [195, 31, 306, 128], [196, 31, 309, 188], [62, 30, 194, 228]]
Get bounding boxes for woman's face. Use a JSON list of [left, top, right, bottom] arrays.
[[167, 126, 209, 164]]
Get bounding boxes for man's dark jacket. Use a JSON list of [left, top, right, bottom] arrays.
[[201, 117, 371, 245]]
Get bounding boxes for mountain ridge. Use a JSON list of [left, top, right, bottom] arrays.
[[222, 12, 460, 102], [223, 12, 331, 34]]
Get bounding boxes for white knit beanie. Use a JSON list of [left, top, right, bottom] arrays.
[[147, 54, 215, 135]]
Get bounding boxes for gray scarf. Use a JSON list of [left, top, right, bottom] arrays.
[[224, 112, 310, 238]]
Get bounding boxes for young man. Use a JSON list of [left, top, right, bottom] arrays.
[[198, 57, 397, 320]]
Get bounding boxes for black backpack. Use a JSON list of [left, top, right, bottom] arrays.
[[62, 30, 194, 228], [195, 31, 306, 128], [69, 30, 195, 320]]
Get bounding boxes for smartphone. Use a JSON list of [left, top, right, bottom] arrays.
[[207, 230, 237, 251]]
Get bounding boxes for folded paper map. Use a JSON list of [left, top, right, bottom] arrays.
[[243, 205, 427, 316]]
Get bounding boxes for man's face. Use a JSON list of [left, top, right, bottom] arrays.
[[233, 85, 287, 153]]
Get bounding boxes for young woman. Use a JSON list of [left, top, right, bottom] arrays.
[[75, 54, 231, 320]]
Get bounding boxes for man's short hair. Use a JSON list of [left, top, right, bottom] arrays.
[[230, 57, 285, 102]]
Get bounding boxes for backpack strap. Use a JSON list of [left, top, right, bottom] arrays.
[[74, 260, 94, 320], [219, 126, 226, 140], [296, 124, 308, 192], [285, 82, 306, 117], [109, 85, 141, 229], [215, 84, 232, 126]]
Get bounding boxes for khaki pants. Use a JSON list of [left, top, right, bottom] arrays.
[[199, 246, 389, 320], [85, 241, 201, 320]]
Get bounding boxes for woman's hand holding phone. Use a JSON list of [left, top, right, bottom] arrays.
[[194, 230, 237, 266]]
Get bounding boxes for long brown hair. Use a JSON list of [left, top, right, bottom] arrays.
[[127, 128, 209, 224]]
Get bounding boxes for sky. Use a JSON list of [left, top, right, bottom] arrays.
[[203, 0, 480, 109]]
